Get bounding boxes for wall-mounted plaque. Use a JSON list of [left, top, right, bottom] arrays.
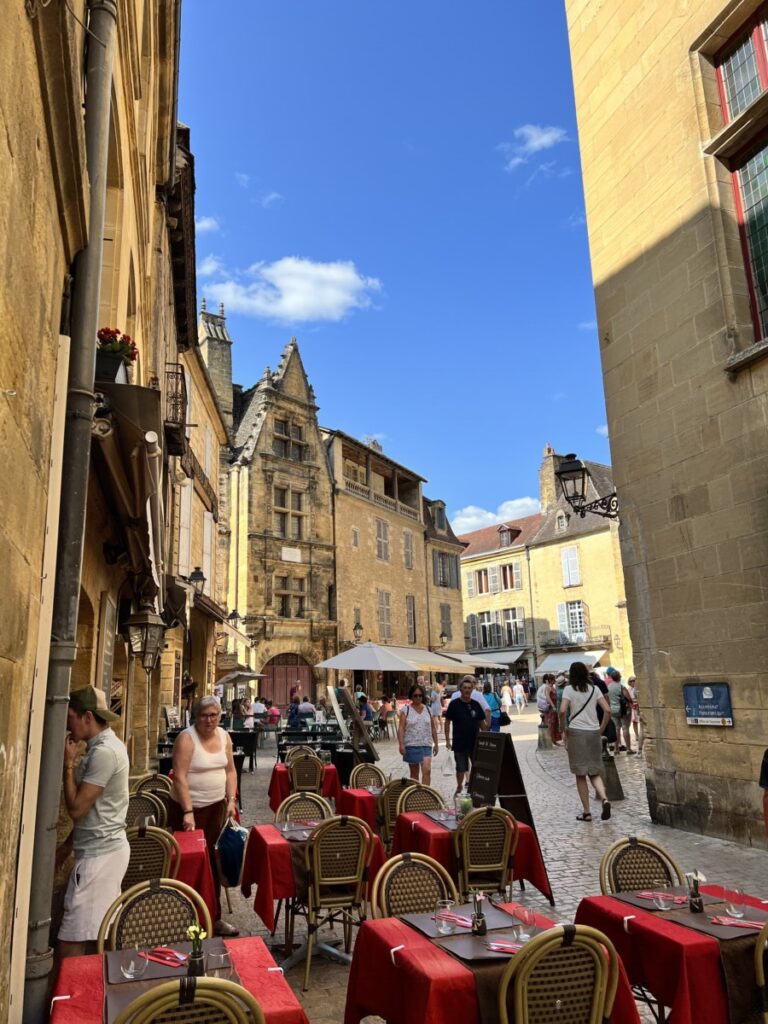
[[683, 682, 733, 726]]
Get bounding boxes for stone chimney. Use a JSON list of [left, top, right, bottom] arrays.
[[539, 442, 560, 513], [198, 299, 233, 430]]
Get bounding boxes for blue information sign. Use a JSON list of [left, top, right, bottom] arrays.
[[683, 683, 733, 727]]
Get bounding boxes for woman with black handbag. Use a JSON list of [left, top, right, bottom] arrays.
[[560, 662, 612, 822]]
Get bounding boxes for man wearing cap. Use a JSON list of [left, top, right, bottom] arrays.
[[57, 685, 130, 957]]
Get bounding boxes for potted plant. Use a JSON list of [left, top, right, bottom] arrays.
[[95, 327, 138, 382], [186, 923, 207, 976]]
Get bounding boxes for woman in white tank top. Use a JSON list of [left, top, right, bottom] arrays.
[[397, 682, 440, 786], [170, 695, 238, 935]]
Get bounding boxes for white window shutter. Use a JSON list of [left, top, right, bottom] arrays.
[[489, 565, 499, 594], [465, 570, 474, 599], [517, 607, 526, 645], [557, 602, 569, 638], [561, 548, 570, 587], [468, 614, 478, 648], [202, 511, 213, 595], [492, 609, 502, 646], [178, 483, 192, 576], [514, 562, 522, 590]]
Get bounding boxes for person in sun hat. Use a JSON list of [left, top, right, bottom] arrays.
[[57, 685, 130, 958]]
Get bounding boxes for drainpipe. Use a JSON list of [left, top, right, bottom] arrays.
[[23, 3, 118, 1019], [525, 545, 537, 676]]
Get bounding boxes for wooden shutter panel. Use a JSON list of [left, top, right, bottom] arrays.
[[433, 549, 439, 584], [450, 555, 459, 589], [557, 602, 569, 638], [489, 565, 499, 594], [465, 570, 474, 599], [468, 614, 478, 648]]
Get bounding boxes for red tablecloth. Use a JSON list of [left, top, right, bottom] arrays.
[[575, 888, 768, 1024], [391, 812, 554, 904], [267, 763, 341, 812], [50, 936, 308, 1024], [241, 823, 386, 932], [337, 788, 378, 831], [172, 829, 218, 926], [344, 903, 639, 1024]]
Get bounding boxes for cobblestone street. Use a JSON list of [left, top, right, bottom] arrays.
[[224, 707, 768, 1023]]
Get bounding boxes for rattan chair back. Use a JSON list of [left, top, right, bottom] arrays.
[[285, 745, 321, 765], [112, 976, 267, 1024], [371, 852, 458, 918], [453, 806, 519, 898], [275, 792, 333, 822], [97, 878, 212, 953], [395, 784, 445, 815], [497, 924, 619, 1024], [126, 790, 167, 828], [305, 814, 374, 909], [288, 754, 324, 793], [122, 826, 180, 890], [349, 762, 387, 789], [756, 921, 768, 1024], [134, 772, 173, 796], [598, 836, 684, 895], [377, 777, 418, 845]]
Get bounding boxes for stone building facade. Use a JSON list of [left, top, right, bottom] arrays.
[[459, 446, 633, 680], [565, 0, 768, 844]]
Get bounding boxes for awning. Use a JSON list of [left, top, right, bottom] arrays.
[[92, 383, 165, 608], [442, 651, 509, 670], [535, 650, 607, 676], [383, 645, 470, 673]]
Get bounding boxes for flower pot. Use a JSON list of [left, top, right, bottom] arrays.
[[95, 350, 128, 383], [187, 952, 205, 977]]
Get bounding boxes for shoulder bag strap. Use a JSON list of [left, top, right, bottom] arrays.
[[567, 685, 596, 726]]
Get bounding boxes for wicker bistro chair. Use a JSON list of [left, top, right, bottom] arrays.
[[288, 754, 324, 794], [395, 783, 445, 816], [275, 792, 334, 823], [756, 921, 768, 1024], [97, 878, 212, 953], [285, 745, 322, 765], [297, 815, 375, 991], [599, 836, 685, 895], [349, 762, 388, 789], [126, 790, 167, 829], [497, 924, 620, 1024], [133, 772, 173, 796], [377, 777, 418, 848], [453, 806, 519, 899], [371, 852, 459, 918], [122, 826, 180, 891], [112, 976, 267, 1024]]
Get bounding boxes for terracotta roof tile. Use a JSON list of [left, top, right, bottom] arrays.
[[457, 513, 544, 559]]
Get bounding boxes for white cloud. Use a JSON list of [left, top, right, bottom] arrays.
[[198, 254, 225, 277], [578, 320, 597, 331], [195, 215, 220, 234], [450, 497, 541, 535], [565, 211, 586, 228], [596, 425, 609, 438], [235, 172, 250, 188], [205, 256, 382, 323], [261, 191, 284, 209], [498, 123, 568, 172]]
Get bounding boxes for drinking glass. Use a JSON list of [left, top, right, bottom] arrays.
[[119, 946, 148, 980], [652, 879, 674, 911], [206, 950, 233, 978], [516, 907, 536, 942], [435, 899, 456, 935], [724, 887, 745, 918]]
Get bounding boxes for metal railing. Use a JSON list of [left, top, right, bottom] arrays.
[[342, 477, 422, 522], [165, 363, 187, 427], [540, 626, 611, 649]]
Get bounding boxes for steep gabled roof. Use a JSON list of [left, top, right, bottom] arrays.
[[458, 513, 544, 559]]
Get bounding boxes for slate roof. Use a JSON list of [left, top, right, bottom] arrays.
[[534, 458, 615, 545], [423, 497, 466, 549], [458, 513, 544, 559]]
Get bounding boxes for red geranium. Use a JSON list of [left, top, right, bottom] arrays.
[[97, 327, 139, 364]]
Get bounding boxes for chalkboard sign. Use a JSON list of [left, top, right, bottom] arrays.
[[683, 682, 733, 727]]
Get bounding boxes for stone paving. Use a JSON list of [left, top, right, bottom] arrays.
[[223, 705, 768, 1023]]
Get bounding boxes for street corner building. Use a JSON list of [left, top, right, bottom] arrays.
[[565, 0, 768, 845]]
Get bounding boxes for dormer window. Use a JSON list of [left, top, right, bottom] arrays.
[[499, 527, 512, 548], [433, 504, 446, 530], [556, 512, 568, 534], [273, 417, 306, 462]]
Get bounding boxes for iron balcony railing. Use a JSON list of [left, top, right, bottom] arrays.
[[165, 363, 188, 456]]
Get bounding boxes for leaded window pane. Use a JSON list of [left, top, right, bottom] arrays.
[[721, 34, 762, 118], [738, 142, 768, 337]]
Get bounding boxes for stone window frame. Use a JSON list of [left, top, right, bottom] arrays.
[[273, 416, 307, 461], [273, 484, 306, 540], [274, 573, 307, 619]]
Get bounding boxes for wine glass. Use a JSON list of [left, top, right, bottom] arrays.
[[652, 879, 674, 911], [435, 899, 456, 935], [516, 907, 536, 942], [724, 887, 745, 918], [206, 950, 233, 978], [119, 946, 148, 980]]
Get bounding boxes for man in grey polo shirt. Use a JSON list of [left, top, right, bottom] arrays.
[[58, 685, 130, 957]]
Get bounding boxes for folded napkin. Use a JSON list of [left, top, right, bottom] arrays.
[[636, 891, 688, 904], [485, 941, 522, 953], [139, 952, 184, 967], [710, 916, 765, 929], [434, 912, 473, 928]]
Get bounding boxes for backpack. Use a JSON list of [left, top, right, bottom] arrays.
[[619, 690, 629, 717]]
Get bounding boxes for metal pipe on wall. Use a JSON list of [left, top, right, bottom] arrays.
[[23, 2, 118, 1019]]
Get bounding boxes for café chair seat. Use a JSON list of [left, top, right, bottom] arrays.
[[453, 806, 519, 899], [97, 878, 212, 953], [395, 783, 444, 815], [371, 852, 458, 918], [112, 976, 266, 1024], [348, 763, 387, 789], [599, 836, 684, 894], [275, 792, 334, 823], [126, 791, 167, 829], [122, 826, 180, 891], [377, 777, 418, 848]]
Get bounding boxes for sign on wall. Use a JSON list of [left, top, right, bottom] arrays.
[[683, 682, 733, 727], [97, 591, 117, 696]]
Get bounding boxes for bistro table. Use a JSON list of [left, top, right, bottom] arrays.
[[391, 811, 555, 905], [241, 822, 385, 933], [344, 902, 640, 1024], [336, 787, 379, 832], [267, 762, 341, 812], [171, 829, 218, 926], [50, 936, 309, 1024], [575, 887, 768, 1024]]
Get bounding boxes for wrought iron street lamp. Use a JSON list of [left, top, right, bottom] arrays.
[[439, 630, 448, 648], [125, 605, 166, 674], [555, 453, 619, 520], [188, 566, 206, 595], [353, 620, 364, 643], [226, 608, 241, 626]]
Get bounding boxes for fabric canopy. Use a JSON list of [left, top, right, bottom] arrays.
[[442, 651, 508, 670], [534, 650, 607, 676], [315, 642, 420, 673], [383, 645, 469, 673]]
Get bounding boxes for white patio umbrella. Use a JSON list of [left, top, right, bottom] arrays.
[[216, 670, 265, 687], [315, 642, 420, 673]]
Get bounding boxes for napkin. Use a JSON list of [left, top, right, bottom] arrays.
[[636, 891, 688, 904], [434, 912, 473, 928], [710, 916, 764, 929], [485, 941, 522, 953]]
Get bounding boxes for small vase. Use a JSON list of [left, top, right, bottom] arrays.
[[471, 913, 487, 936], [689, 895, 704, 914], [187, 951, 205, 976]]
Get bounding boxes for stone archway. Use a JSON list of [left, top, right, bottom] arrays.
[[261, 653, 313, 707]]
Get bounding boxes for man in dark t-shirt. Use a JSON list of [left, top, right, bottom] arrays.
[[444, 676, 488, 794]]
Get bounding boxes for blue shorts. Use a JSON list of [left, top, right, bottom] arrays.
[[403, 745, 432, 764]]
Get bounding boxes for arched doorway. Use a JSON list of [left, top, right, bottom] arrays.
[[261, 654, 313, 707]]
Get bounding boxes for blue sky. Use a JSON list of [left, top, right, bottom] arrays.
[[179, 0, 609, 533]]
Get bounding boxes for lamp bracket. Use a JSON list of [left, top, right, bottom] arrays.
[[569, 491, 619, 520]]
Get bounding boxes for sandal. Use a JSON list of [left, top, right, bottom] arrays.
[[601, 800, 612, 820], [576, 812, 592, 822]]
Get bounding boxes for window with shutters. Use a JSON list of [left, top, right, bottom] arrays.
[[489, 565, 499, 594], [375, 518, 390, 561], [561, 546, 581, 587], [403, 530, 414, 569], [202, 511, 213, 595], [476, 568, 489, 594], [377, 589, 392, 641], [406, 594, 416, 644], [478, 611, 492, 648], [432, 503, 447, 530], [465, 569, 475, 599], [499, 527, 512, 547], [440, 603, 452, 640], [557, 600, 588, 641], [178, 482, 192, 576], [433, 551, 459, 587], [503, 607, 526, 646], [501, 562, 523, 591], [467, 613, 479, 649]]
